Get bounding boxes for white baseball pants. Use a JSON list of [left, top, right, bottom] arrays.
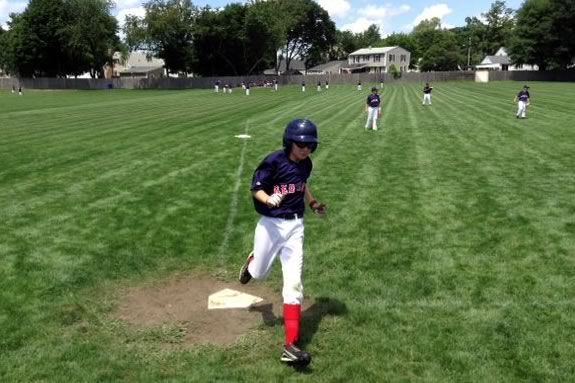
[[517, 101, 527, 118], [423, 94, 432, 105], [365, 107, 380, 130], [248, 216, 304, 305]]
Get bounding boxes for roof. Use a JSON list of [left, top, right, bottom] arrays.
[[349, 46, 400, 55], [307, 60, 347, 72], [481, 55, 511, 65], [119, 66, 164, 74]]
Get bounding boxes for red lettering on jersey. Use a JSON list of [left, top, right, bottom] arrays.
[[273, 185, 280, 194], [288, 184, 296, 193], [281, 184, 289, 194]]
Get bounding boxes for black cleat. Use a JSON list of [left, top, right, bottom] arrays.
[[239, 252, 254, 284], [281, 344, 311, 366]]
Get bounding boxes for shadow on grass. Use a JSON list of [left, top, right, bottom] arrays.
[[249, 296, 348, 347]]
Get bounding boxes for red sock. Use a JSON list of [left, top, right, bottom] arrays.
[[283, 304, 301, 346]]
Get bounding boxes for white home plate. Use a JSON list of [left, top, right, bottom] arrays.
[[208, 288, 263, 310], [234, 134, 251, 139]]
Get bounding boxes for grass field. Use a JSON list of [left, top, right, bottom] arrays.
[[1, 81, 574, 382]]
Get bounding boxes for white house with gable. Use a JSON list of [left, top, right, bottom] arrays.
[[343, 46, 410, 74], [475, 47, 538, 71]]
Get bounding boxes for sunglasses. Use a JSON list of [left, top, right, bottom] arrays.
[[294, 142, 317, 150]]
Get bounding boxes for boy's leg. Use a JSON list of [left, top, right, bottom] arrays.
[[244, 217, 282, 281]]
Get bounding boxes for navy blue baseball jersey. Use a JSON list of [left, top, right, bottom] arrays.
[[517, 90, 530, 102], [423, 86, 432, 94], [367, 94, 381, 107], [251, 150, 312, 217]]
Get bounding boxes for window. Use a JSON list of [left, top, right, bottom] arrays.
[[374, 55, 380, 62], [389, 54, 395, 61], [400, 55, 406, 62]]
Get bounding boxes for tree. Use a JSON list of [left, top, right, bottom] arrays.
[[124, 0, 195, 76], [356, 24, 381, 48], [65, 0, 124, 78], [508, 0, 556, 70], [278, 0, 336, 73], [192, 3, 277, 76], [412, 18, 462, 71], [481, 0, 515, 54]]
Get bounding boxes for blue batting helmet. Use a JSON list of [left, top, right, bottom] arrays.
[[283, 119, 319, 152]]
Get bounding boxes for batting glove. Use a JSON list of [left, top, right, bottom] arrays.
[[309, 200, 327, 217], [266, 193, 284, 208]]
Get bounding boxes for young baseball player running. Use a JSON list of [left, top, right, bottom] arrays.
[[239, 119, 327, 367], [514, 85, 530, 119], [422, 83, 433, 105], [365, 87, 381, 131]]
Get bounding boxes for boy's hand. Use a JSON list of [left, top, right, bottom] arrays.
[[310, 201, 327, 217], [266, 193, 284, 208]]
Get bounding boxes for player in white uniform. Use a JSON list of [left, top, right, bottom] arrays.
[[239, 119, 326, 367], [357, 80, 362, 91]]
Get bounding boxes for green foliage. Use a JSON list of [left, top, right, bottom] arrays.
[[413, 18, 463, 71], [124, 0, 195, 76], [280, 0, 336, 73], [192, 3, 276, 76], [388, 64, 401, 78], [481, 0, 515, 54], [509, 0, 575, 70], [0, 0, 120, 77]]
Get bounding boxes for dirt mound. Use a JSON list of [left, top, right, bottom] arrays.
[[114, 273, 309, 346]]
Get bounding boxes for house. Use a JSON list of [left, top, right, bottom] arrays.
[[475, 47, 538, 71], [107, 52, 165, 78], [306, 60, 347, 75], [264, 59, 306, 75], [342, 46, 410, 74]]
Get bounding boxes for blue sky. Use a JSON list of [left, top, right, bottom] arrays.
[[1, 0, 525, 35]]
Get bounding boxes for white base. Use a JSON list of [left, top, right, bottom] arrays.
[[208, 288, 263, 310]]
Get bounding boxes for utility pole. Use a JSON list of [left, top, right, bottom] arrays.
[[467, 36, 472, 68]]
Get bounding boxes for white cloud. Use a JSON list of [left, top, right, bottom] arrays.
[[316, 0, 351, 19], [341, 17, 377, 34], [412, 4, 452, 27], [341, 4, 411, 36], [0, 0, 27, 30], [358, 4, 410, 19], [115, 0, 145, 9], [116, 6, 146, 26]]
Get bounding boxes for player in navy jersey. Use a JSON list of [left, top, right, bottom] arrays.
[[317, 80, 322, 92], [357, 80, 362, 91], [214, 80, 220, 93], [514, 85, 530, 118], [422, 83, 433, 105], [365, 87, 381, 131], [239, 119, 326, 367], [325, 80, 329, 90], [301, 80, 306, 92]]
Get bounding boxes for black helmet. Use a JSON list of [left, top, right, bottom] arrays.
[[371, 87, 378, 92], [283, 119, 319, 152]]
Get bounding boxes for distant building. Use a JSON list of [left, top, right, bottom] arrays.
[[106, 52, 165, 79], [343, 46, 410, 74], [306, 60, 347, 75], [475, 47, 538, 71]]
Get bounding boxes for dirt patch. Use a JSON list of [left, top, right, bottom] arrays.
[[113, 273, 314, 346]]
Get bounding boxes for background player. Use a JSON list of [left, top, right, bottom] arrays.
[[239, 119, 327, 367], [317, 80, 322, 92], [301, 80, 306, 92], [514, 85, 530, 119], [422, 82, 433, 105], [365, 87, 381, 131], [357, 80, 362, 91]]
